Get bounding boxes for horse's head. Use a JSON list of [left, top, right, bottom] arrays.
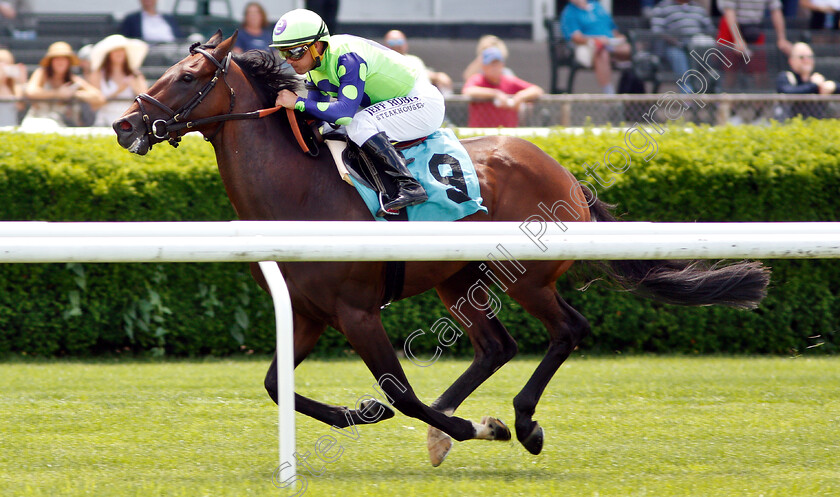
[[114, 31, 238, 155]]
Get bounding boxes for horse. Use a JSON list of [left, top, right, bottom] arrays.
[[113, 32, 770, 466]]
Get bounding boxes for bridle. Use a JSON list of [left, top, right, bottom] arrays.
[[134, 43, 286, 149]]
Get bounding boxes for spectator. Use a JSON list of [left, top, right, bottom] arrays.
[[384, 29, 453, 97], [0, 48, 25, 97], [21, 42, 105, 129], [121, 0, 184, 43], [642, 0, 661, 17], [0, 48, 26, 126], [462, 35, 514, 82], [462, 46, 543, 127], [0, 0, 29, 19], [1, 0, 30, 38], [305, 0, 339, 34], [234, 2, 274, 53], [649, 0, 715, 83], [782, 0, 800, 17], [800, 0, 840, 30], [559, 0, 632, 94], [77, 44, 94, 81], [717, 0, 792, 89], [0, 1, 14, 19], [776, 41, 838, 118], [88, 34, 149, 127]]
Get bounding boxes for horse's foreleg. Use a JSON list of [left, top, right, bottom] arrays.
[[421, 268, 519, 465], [507, 285, 591, 455], [337, 307, 511, 447], [265, 355, 396, 427], [264, 311, 396, 428]]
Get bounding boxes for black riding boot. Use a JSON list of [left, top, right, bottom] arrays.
[[361, 132, 428, 212]]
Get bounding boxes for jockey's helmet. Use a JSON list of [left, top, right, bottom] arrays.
[[269, 9, 330, 50]]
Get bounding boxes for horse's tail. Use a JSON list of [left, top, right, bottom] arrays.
[[580, 186, 771, 310]]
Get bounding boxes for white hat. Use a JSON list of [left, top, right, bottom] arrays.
[[77, 44, 94, 62], [90, 34, 148, 72]]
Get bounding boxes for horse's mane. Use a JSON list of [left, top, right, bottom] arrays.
[[232, 50, 303, 108]]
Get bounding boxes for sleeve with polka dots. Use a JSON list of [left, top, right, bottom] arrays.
[[294, 52, 367, 126]]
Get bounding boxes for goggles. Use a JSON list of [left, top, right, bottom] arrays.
[[278, 42, 314, 61]]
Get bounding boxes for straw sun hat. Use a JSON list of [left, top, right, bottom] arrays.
[[39, 41, 81, 67], [89, 34, 149, 73]]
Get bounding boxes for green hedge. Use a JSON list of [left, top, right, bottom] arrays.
[[0, 120, 838, 357]]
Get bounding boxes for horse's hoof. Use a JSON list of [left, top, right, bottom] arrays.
[[427, 425, 453, 467], [519, 422, 544, 455], [358, 399, 395, 423], [480, 416, 512, 441]]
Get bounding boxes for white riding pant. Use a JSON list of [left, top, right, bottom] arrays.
[[345, 76, 445, 146]]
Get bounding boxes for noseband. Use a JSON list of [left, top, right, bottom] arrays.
[[134, 44, 235, 148]]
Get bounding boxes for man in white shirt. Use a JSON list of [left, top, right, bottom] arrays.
[[120, 0, 184, 43]]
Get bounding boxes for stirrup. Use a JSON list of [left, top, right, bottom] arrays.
[[376, 191, 400, 217]]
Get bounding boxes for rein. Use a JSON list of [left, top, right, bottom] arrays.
[[134, 45, 289, 149]]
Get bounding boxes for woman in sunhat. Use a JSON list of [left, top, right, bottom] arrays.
[[88, 34, 149, 127], [22, 41, 104, 128]]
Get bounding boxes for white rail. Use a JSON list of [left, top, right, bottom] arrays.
[[1, 222, 840, 262]]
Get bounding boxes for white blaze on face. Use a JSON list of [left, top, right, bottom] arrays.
[[128, 136, 144, 154]]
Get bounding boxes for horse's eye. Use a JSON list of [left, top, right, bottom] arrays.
[[181, 73, 195, 83]]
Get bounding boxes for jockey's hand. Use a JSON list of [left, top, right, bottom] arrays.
[[276, 89, 299, 109]]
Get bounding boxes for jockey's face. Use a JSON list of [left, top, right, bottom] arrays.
[[286, 42, 323, 75]]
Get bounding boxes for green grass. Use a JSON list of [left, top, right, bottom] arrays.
[[1, 357, 839, 496]]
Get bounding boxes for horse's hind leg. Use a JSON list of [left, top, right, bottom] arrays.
[[422, 265, 519, 465], [431, 265, 520, 411], [507, 284, 591, 455]]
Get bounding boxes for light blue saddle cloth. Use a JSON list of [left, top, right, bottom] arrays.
[[351, 129, 488, 221]]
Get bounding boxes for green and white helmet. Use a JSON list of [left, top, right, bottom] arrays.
[[269, 9, 330, 49]]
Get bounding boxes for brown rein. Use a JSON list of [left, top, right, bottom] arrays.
[[134, 45, 310, 153]]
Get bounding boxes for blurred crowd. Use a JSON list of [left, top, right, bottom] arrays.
[[1, 0, 839, 129]]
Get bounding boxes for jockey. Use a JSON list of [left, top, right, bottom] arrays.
[[271, 9, 444, 212]]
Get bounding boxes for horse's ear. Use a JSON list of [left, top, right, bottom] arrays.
[[206, 29, 224, 46], [213, 30, 238, 63]]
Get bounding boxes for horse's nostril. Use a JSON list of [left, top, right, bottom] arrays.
[[119, 120, 132, 131]]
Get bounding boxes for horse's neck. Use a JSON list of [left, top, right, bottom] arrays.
[[212, 106, 363, 221]]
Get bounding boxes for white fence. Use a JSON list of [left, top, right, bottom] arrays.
[[3, 221, 840, 261], [2, 220, 840, 484]]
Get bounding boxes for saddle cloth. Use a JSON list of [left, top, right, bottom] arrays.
[[326, 128, 488, 222]]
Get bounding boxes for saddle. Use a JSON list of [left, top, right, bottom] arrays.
[[288, 109, 427, 218], [286, 108, 486, 223]]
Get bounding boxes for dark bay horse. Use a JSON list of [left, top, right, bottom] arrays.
[[113, 32, 770, 466]]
